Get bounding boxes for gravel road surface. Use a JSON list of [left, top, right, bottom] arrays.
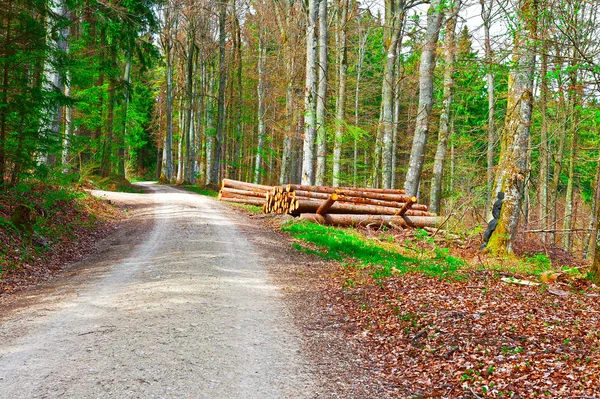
[[0, 183, 316, 398]]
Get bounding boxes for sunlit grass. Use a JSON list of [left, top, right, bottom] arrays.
[[282, 220, 464, 278]]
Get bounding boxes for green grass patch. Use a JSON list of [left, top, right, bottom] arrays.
[[180, 185, 219, 197], [85, 175, 143, 193], [226, 202, 262, 214], [283, 220, 464, 278]]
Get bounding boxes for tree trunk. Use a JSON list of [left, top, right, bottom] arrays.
[[118, 51, 132, 178], [353, 24, 367, 187], [301, 0, 319, 185], [211, 1, 227, 185], [592, 177, 600, 283], [404, 0, 443, 196], [562, 48, 580, 249], [429, 0, 461, 214], [332, 0, 349, 187], [481, 0, 496, 203], [162, 7, 175, 183], [539, 36, 549, 241], [254, 35, 267, 184], [182, 29, 195, 184], [381, 0, 404, 189], [487, 0, 537, 255], [315, 0, 328, 186]]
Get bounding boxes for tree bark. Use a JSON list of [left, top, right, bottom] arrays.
[[211, 0, 227, 185], [404, 0, 443, 196], [315, 0, 328, 186], [429, 0, 461, 214], [254, 34, 267, 184], [381, 0, 404, 189], [301, 0, 319, 185], [300, 213, 441, 228], [332, 0, 349, 187], [161, 6, 175, 183], [487, 0, 537, 255], [481, 0, 496, 203]]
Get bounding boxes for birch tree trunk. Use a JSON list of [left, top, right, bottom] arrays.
[[404, 0, 443, 196], [429, 0, 461, 214], [315, 0, 328, 186], [254, 35, 267, 184], [487, 0, 537, 255], [332, 0, 349, 187], [301, 0, 319, 185]]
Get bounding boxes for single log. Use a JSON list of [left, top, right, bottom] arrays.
[[287, 184, 405, 195], [220, 187, 269, 199], [396, 196, 417, 216], [220, 197, 265, 207], [219, 191, 265, 202], [317, 193, 339, 215], [333, 193, 431, 213], [292, 198, 433, 217], [288, 184, 413, 203], [300, 213, 442, 228], [222, 178, 272, 193]]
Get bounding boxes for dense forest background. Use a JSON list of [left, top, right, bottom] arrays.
[[1, 0, 599, 262]]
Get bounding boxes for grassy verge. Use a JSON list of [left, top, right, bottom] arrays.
[[179, 185, 219, 197], [83, 175, 144, 193], [282, 220, 465, 279]]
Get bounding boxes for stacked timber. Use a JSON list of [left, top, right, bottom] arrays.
[[218, 179, 441, 228]]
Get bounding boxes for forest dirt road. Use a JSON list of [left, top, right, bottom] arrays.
[[0, 183, 318, 398]]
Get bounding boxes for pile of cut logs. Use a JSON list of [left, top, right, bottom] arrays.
[[218, 178, 441, 228]]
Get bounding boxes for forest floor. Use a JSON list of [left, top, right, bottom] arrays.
[[2, 183, 599, 398], [0, 183, 377, 398], [246, 210, 600, 398], [0, 182, 123, 296]]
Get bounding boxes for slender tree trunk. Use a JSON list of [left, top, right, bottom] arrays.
[[562, 49, 580, 249], [481, 0, 496, 203], [487, 0, 538, 255], [182, 29, 195, 184], [254, 35, 267, 184], [562, 123, 578, 249], [592, 196, 600, 283], [205, 62, 215, 185], [100, 48, 116, 177], [332, 0, 349, 187], [0, 0, 13, 185], [539, 38, 549, 240], [353, 24, 368, 187], [404, 0, 443, 196], [315, 0, 328, 185], [549, 44, 566, 244], [162, 8, 174, 183], [381, 0, 404, 189], [118, 51, 131, 178], [429, 0, 461, 214], [586, 153, 600, 258], [211, 1, 227, 185], [301, 0, 319, 185]]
